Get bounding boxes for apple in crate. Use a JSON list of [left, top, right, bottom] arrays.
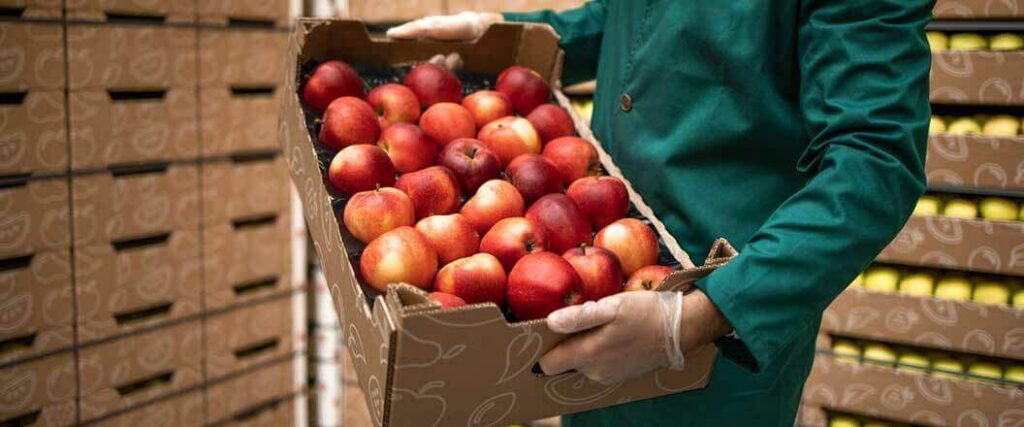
[[478, 116, 542, 166], [897, 272, 934, 296], [566, 176, 630, 229], [563, 245, 623, 302], [328, 145, 395, 195], [525, 194, 592, 254], [460, 180, 525, 234], [415, 213, 480, 266], [542, 136, 600, 183], [480, 217, 548, 271], [378, 123, 437, 174], [462, 90, 513, 128], [935, 276, 972, 301], [496, 65, 551, 115], [420, 102, 477, 147], [403, 63, 463, 107], [360, 226, 438, 291], [508, 252, 583, 320], [948, 33, 987, 50], [342, 187, 415, 243], [438, 138, 502, 193], [979, 197, 1017, 221], [624, 265, 674, 292], [434, 253, 508, 307], [862, 266, 899, 293], [319, 97, 381, 150], [528, 104, 576, 143], [506, 154, 564, 205], [594, 218, 659, 276], [303, 60, 365, 113], [367, 83, 421, 127], [395, 166, 463, 219], [428, 292, 467, 308], [982, 115, 1020, 137]]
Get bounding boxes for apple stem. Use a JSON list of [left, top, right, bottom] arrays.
[[467, 147, 477, 159], [578, 242, 587, 254], [375, 183, 381, 191]]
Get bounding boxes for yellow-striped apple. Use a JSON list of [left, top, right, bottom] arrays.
[[625, 265, 674, 292], [479, 217, 548, 271], [415, 213, 480, 266], [460, 179, 525, 234], [461, 90, 513, 128], [378, 123, 437, 173], [594, 218, 658, 276], [542, 136, 599, 183], [477, 116, 541, 166], [367, 83, 420, 127], [319, 97, 380, 150], [359, 226, 438, 291], [566, 176, 629, 229], [342, 187, 415, 243], [395, 166, 462, 219], [563, 245, 623, 302], [434, 253, 507, 307], [428, 292, 466, 308], [419, 102, 476, 147]]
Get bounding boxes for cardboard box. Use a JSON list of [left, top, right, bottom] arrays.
[[201, 155, 289, 223], [343, 0, 444, 24], [821, 288, 1024, 361], [931, 50, 1024, 106], [0, 0, 63, 19], [67, 24, 197, 91], [878, 215, 1024, 277], [0, 90, 68, 178], [91, 389, 204, 427], [0, 21, 64, 92], [74, 229, 202, 343], [796, 405, 827, 427], [69, 88, 199, 170], [199, 29, 289, 88], [213, 394, 297, 427], [446, 0, 586, 14], [199, 86, 283, 157], [926, 132, 1024, 192], [0, 351, 77, 426], [0, 249, 73, 364], [206, 357, 302, 424], [280, 20, 737, 426], [66, 0, 197, 23], [203, 213, 293, 310], [71, 163, 200, 248], [0, 177, 70, 259], [198, 0, 290, 28], [803, 352, 1024, 426], [933, 0, 1024, 19], [206, 296, 296, 380], [78, 319, 204, 421]]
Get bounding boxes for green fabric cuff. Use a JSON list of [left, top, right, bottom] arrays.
[[696, 267, 770, 374]]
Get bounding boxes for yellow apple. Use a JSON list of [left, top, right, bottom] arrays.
[[972, 281, 1010, 305], [932, 356, 964, 379], [850, 272, 864, 288], [832, 339, 862, 361], [863, 343, 897, 364], [942, 198, 978, 219], [897, 351, 930, 373], [864, 267, 900, 293], [989, 33, 1024, 51], [967, 362, 1003, 382], [926, 31, 949, 51], [1005, 366, 1024, 384], [946, 117, 982, 135], [982, 115, 1020, 137], [898, 272, 935, 296], [929, 115, 947, 133], [949, 33, 987, 50], [935, 276, 973, 301], [829, 416, 860, 427], [979, 197, 1018, 221], [1011, 286, 1023, 308], [913, 195, 941, 216]]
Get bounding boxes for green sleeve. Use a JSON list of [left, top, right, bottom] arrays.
[[503, 1, 605, 85], [696, 0, 933, 372]]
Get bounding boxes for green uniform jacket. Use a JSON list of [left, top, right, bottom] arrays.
[[506, 1, 931, 425]]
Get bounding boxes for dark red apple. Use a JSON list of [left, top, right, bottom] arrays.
[[496, 65, 550, 115], [479, 217, 547, 271], [563, 245, 623, 302], [403, 63, 463, 107], [438, 138, 502, 193], [507, 252, 583, 321], [541, 136, 599, 184], [506, 154, 564, 205], [525, 194, 591, 254], [527, 103, 576, 143]]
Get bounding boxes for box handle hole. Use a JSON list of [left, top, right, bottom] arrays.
[[114, 371, 174, 396], [233, 277, 278, 296], [232, 398, 282, 422], [232, 214, 277, 229], [0, 254, 34, 272], [0, 332, 37, 356], [108, 162, 170, 177], [103, 12, 167, 24], [230, 86, 276, 97], [111, 232, 170, 251], [0, 92, 27, 105], [1, 409, 40, 426], [107, 89, 167, 102], [233, 337, 280, 359], [113, 301, 173, 325]]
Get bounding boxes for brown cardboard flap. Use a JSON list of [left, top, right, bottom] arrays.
[[67, 25, 197, 91], [933, 0, 1024, 19], [65, 0, 197, 23], [206, 357, 301, 424], [926, 132, 1024, 192], [878, 215, 1024, 277], [198, 0, 290, 28], [199, 86, 283, 157], [91, 389, 204, 427], [74, 230, 202, 343], [0, 0, 63, 19], [930, 50, 1024, 106], [201, 155, 290, 223], [69, 88, 199, 170], [822, 288, 1024, 361], [199, 29, 289, 88], [0, 90, 67, 178], [0, 351, 76, 426], [0, 177, 70, 259], [0, 21, 64, 91], [0, 249, 73, 364], [796, 405, 828, 427], [206, 296, 295, 379], [202, 214, 293, 310], [78, 320, 203, 421]]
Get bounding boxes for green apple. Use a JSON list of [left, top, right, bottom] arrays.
[[932, 356, 965, 379], [898, 272, 935, 296], [935, 276, 973, 301], [973, 281, 1010, 305], [979, 197, 1018, 221], [1005, 366, 1024, 384], [929, 115, 947, 133], [833, 339, 862, 361], [926, 31, 949, 51], [942, 198, 978, 219], [989, 33, 1024, 51], [967, 362, 1003, 382], [982, 115, 1020, 137], [863, 343, 897, 364], [949, 33, 987, 50], [897, 351, 930, 373], [913, 195, 941, 216], [947, 117, 982, 135], [829, 416, 860, 427], [864, 267, 900, 293]]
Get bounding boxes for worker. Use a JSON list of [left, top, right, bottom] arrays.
[[388, 2, 931, 426]]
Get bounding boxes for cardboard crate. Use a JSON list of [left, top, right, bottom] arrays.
[[931, 50, 1024, 106], [0, 177, 70, 259], [214, 394, 297, 427], [803, 353, 1024, 426], [198, 0, 290, 28], [78, 319, 204, 422], [0, 90, 67, 178], [65, 0, 197, 24], [206, 357, 302, 424], [71, 163, 199, 248], [0, 351, 77, 426], [201, 155, 289, 223], [206, 296, 296, 380], [199, 29, 289, 88], [446, 0, 586, 14], [203, 213, 292, 310], [0, 249, 73, 364], [0, 0, 63, 19], [821, 288, 1024, 361], [0, 21, 64, 92], [795, 405, 827, 427], [74, 229, 202, 343], [69, 88, 199, 170], [933, 0, 1024, 19], [281, 20, 738, 426], [344, 0, 444, 24], [90, 389, 204, 427], [67, 24, 197, 91], [878, 215, 1024, 277], [925, 132, 1024, 193], [199, 86, 282, 157]]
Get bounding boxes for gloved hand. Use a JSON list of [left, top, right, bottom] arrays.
[[386, 12, 504, 41]]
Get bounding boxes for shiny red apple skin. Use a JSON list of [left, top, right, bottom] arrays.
[[403, 63, 463, 107], [507, 252, 583, 321], [419, 102, 477, 148], [563, 245, 624, 302], [541, 136, 599, 184], [428, 292, 467, 308], [506, 154, 564, 205], [319, 97, 381, 150], [527, 104, 576, 143], [415, 213, 480, 266], [433, 253, 508, 307], [496, 65, 551, 115], [342, 187, 415, 244], [460, 179, 526, 235], [359, 226, 438, 291], [377, 123, 437, 173], [479, 217, 548, 271], [394, 166, 463, 219], [367, 83, 421, 127], [566, 176, 630, 229], [624, 265, 675, 292], [303, 60, 365, 113], [477, 116, 542, 166], [462, 90, 514, 128], [524, 194, 591, 254], [438, 138, 502, 193], [328, 144, 396, 195], [594, 218, 660, 276]]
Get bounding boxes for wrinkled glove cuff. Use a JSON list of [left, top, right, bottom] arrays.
[[660, 292, 686, 371]]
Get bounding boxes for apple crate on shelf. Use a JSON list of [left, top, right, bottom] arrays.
[[932, 0, 1024, 20], [0, 350, 77, 426], [930, 50, 1024, 106], [877, 214, 1024, 277], [64, 0, 197, 24], [0, 249, 73, 364], [926, 132, 1024, 194]]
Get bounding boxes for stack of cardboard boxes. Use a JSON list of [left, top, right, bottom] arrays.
[[0, 1, 306, 425]]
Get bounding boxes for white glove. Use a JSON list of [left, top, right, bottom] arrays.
[[386, 12, 504, 41], [539, 291, 686, 385]]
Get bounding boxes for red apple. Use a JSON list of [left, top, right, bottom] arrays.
[[359, 226, 438, 291], [378, 123, 437, 173], [527, 104, 576, 143], [428, 292, 467, 308], [479, 217, 548, 271], [624, 265, 675, 292], [477, 116, 542, 166], [415, 213, 480, 266], [366, 83, 421, 127], [394, 166, 462, 219], [594, 218, 659, 276], [496, 65, 550, 115], [403, 63, 463, 107], [460, 179, 525, 234], [438, 138, 502, 193], [342, 187, 415, 243], [434, 253, 507, 307], [507, 252, 583, 320], [419, 102, 477, 147], [566, 176, 629, 229], [563, 245, 623, 302], [303, 60, 365, 113], [462, 90, 514, 128], [525, 194, 591, 254], [319, 97, 381, 150], [506, 154, 564, 205], [328, 144, 395, 195], [542, 136, 599, 183]]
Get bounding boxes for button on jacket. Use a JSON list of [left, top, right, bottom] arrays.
[[506, 1, 931, 425]]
